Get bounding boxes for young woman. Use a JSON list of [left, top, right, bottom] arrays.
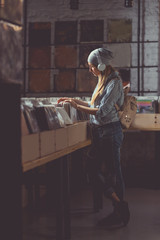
[[58, 48, 130, 228]]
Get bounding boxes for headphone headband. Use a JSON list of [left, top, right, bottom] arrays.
[[97, 50, 106, 71]]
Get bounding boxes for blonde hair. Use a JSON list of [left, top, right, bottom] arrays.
[[90, 65, 115, 105]]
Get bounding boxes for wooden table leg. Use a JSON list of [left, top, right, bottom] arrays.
[[63, 155, 71, 239], [55, 158, 64, 240], [54, 155, 71, 240]]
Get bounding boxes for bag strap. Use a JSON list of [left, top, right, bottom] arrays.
[[115, 103, 120, 111]]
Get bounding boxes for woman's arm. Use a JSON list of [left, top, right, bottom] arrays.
[[57, 97, 89, 107], [76, 104, 98, 115], [58, 98, 98, 115], [73, 98, 89, 107]]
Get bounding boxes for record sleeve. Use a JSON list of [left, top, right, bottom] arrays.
[[56, 106, 73, 125], [35, 105, 63, 131], [23, 105, 40, 133]]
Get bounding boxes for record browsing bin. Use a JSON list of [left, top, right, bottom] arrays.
[[40, 130, 56, 157], [21, 121, 88, 163], [67, 121, 87, 146], [55, 127, 68, 152], [21, 97, 90, 163], [21, 133, 40, 163]]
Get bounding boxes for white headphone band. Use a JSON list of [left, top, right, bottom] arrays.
[[97, 50, 106, 71]]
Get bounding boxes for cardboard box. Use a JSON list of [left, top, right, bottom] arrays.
[[55, 127, 68, 151], [67, 121, 87, 146], [21, 133, 40, 162], [21, 111, 29, 136], [40, 130, 56, 157], [131, 114, 160, 129]]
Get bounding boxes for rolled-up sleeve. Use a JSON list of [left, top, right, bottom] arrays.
[[95, 79, 120, 121]]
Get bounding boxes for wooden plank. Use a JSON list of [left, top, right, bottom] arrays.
[[131, 114, 160, 130], [126, 127, 160, 132], [22, 139, 91, 172]]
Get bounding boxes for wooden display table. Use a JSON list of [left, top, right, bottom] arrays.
[[22, 139, 91, 172], [22, 138, 91, 240], [21, 114, 160, 240]]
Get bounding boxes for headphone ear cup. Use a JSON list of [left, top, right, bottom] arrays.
[[97, 63, 106, 71]]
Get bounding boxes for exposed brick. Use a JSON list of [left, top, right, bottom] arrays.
[[29, 22, 51, 46], [80, 20, 104, 42], [76, 69, 97, 92], [54, 45, 77, 68], [54, 69, 75, 92], [55, 21, 77, 44], [29, 47, 51, 68], [29, 70, 51, 92]]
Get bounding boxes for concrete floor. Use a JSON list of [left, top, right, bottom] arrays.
[[23, 187, 160, 240]]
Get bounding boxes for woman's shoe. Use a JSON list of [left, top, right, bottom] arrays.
[[97, 211, 123, 228], [116, 200, 130, 226]]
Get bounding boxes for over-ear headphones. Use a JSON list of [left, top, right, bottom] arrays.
[[97, 50, 106, 71]]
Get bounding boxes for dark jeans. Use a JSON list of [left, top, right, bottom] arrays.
[[87, 121, 124, 202]]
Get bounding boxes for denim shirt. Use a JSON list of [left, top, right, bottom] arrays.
[[89, 71, 124, 126]]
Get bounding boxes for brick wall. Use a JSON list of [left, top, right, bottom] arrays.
[[25, 0, 159, 96]]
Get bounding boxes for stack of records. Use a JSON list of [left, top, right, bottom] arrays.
[[63, 102, 71, 117], [61, 102, 78, 123], [34, 105, 65, 131], [56, 106, 73, 125], [21, 96, 90, 134], [21, 109, 30, 135], [22, 102, 40, 134]]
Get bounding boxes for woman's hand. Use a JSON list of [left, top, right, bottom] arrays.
[[57, 97, 78, 109], [57, 97, 98, 114], [57, 97, 70, 104]]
